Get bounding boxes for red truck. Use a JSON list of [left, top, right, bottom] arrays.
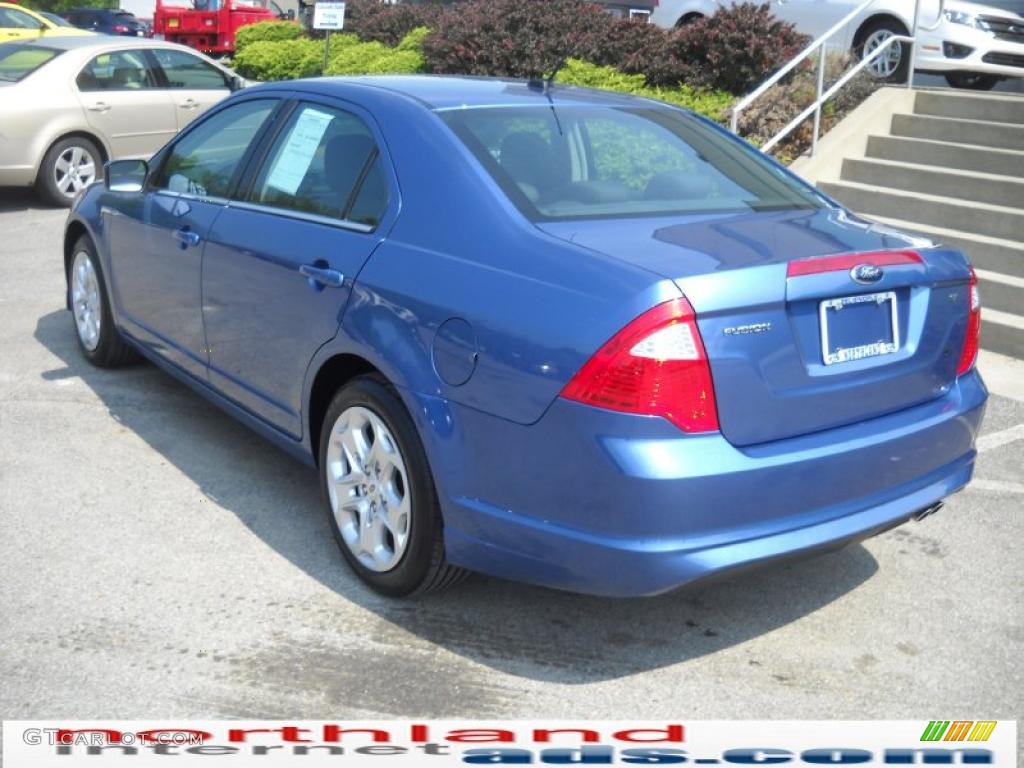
[[152, 0, 293, 56]]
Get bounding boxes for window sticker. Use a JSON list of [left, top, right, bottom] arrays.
[[264, 107, 335, 196]]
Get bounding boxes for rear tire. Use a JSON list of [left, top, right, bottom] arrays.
[[38, 136, 102, 208], [944, 72, 1000, 91], [69, 235, 139, 368], [857, 18, 911, 83], [318, 375, 469, 596]]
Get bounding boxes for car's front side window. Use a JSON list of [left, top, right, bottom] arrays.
[[0, 7, 42, 28], [77, 50, 156, 92], [153, 99, 276, 198], [152, 48, 228, 90], [249, 103, 388, 227]]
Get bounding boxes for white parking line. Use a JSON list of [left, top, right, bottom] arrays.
[[977, 423, 1024, 453], [970, 479, 1024, 495]]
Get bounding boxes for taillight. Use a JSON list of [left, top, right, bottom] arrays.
[[561, 297, 719, 433], [956, 267, 981, 376], [113, 23, 130, 32]]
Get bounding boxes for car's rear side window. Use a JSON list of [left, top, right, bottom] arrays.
[[152, 48, 228, 90], [249, 103, 388, 228], [442, 105, 825, 221], [0, 45, 60, 82], [153, 99, 276, 198]]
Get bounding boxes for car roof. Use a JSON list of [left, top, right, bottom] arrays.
[[275, 74, 664, 112], [2, 35, 178, 52]]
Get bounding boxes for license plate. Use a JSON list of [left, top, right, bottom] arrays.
[[819, 291, 899, 366], [137, 30, 145, 36]]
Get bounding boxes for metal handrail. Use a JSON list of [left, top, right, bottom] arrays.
[[730, 0, 947, 156]]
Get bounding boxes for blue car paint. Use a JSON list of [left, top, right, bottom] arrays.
[[65, 76, 986, 596]]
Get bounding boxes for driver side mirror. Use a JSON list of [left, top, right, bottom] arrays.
[[228, 74, 245, 92], [105, 159, 148, 193]]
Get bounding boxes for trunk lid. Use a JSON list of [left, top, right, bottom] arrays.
[[539, 208, 973, 446]]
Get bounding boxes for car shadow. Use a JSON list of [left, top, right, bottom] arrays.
[[35, 307, 879, 684], [0, 190, 37, 213]]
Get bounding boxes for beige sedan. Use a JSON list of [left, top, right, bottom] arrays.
[[0, 36, 242, 206]]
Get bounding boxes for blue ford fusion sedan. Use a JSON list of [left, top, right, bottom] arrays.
[[63, 76, 987, 597]]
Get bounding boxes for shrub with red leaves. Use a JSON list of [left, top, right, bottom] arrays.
[[672, 3, 809, 94], [420, 0, 611, 79], [341, 0, 443, 46]]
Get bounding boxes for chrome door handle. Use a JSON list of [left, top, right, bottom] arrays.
[[173, 227, 201, 248], [180, 98, 199, 110], [87, 102, 111, 113], [299, 264, 344, 288]]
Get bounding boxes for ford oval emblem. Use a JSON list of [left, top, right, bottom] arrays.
[[851, 263, 883, 284]]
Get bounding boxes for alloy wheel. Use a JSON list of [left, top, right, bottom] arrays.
[[54, 145, 98, 198], [325, 405, 412, 573], [863, 29, 902, 78], [71, 250, 101, 351]]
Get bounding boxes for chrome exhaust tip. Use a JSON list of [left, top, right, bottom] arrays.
[[912, 501, 944, 522]]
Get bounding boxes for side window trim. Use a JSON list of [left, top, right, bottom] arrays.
[[142, 48, 170, 89], [144, 96, 287, 200], [340, 146, 379, 222]]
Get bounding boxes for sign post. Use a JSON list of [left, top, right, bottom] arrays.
[[313, 1, 345, 73]]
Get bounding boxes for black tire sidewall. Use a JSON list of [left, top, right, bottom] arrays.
[[317, 376, 443, 597], [945, 72, 999, 90], [39, 137, 102, 208]]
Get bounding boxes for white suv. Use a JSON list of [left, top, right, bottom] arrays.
[[650, 0, 1024, 90]]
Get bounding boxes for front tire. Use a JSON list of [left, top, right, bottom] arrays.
[[945, 72, 1000, 91], [38, 137, 102, 208], [318, 375, 468, 596], [69, 236, 138, 368], [857, 18, 911, 83]]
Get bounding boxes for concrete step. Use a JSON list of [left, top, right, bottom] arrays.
[[840, 157, 1024, 209], [975, 269, 1024, 317], [981, 309, 1024, 360], [866, 216, 1024, 279], [865, 135, 1024, 180], [819, 180, 1024, 241], [913, 90, 1024, 126], [891, 113, 1024, 151]]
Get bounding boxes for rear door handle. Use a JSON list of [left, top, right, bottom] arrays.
[[87, 102, 111, 113], [180, 98, 199, 110], [173, 227, 201, 248], [299, 264, 344, 288]]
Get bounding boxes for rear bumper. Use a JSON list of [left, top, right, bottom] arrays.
[[423, 371, 987, 597]]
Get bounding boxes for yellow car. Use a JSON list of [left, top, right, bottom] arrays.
[[0, 2, 94, 42]]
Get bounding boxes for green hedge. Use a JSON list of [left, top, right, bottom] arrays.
[[324, 27, 427, 76], [555, 59, 734, 123], [233, 37, 324, 81], [233, 28, 427, 81], [234, 20, 304, 55]]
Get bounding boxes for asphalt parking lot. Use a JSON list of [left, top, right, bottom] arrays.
[[0, 190, 1021, 725]]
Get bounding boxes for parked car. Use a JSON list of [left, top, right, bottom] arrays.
[[63, 76, 987, 597], [62, 8, 150, 37], [0, 1, 93, 42], [652, 0, 1024, 89], [38, 11, 77, 28], [0, 36, 241, 206]]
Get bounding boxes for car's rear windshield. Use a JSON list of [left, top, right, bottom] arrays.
[[0, 45, 61, 83], [441, 104, 826, 221]]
